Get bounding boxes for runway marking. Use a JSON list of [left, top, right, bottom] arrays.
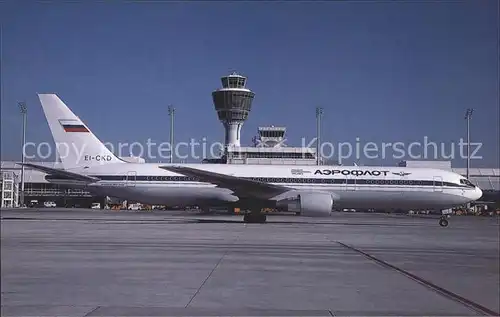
[[184, 227, 242, 308], [336, 241, 499, 316], [83, 305, 101, 317]]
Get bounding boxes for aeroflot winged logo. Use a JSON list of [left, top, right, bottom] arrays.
[[392, 171, 412, 177], [59, 119, 89, 133]]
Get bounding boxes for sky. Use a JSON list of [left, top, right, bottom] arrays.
[[1, 1, 498, 167]]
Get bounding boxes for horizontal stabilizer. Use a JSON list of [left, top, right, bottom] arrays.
[[159, 165, 290, 199], [17, 163, 100, 183]]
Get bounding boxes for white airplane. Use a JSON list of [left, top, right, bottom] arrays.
[[19, 94, 483, 226]]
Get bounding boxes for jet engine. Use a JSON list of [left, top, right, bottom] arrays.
[[277, 192, 333, 217]]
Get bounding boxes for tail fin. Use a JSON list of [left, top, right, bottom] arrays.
[[38, 94, 124, 169]]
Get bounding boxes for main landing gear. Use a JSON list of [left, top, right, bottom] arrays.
[[439, 216, 449, 227], [243, 212, 267, 223]]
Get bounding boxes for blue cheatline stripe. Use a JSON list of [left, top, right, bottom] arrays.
[[88, 175, 469, 188]]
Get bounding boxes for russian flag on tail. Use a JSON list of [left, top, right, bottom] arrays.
[[59, 119, 89, 133]]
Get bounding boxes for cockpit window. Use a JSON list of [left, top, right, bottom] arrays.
[[459, 179, 475, 187]]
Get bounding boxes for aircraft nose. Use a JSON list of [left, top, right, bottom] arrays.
[[472, 187, 483, 201]]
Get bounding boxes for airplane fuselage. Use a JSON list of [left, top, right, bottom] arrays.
[[53, 163, 482, 210]]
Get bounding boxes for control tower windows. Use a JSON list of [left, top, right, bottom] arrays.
[[225, 77, 246, 89], [259, 130, 285, 138], [228, 77, 237, 88], [218, 110, 247, 121], [237, 78, 246, 88], [213, 91, 254, 113]]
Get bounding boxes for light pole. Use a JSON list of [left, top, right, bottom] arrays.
[[168, 105, 175, 164], [465, 108, 473, 180], [315, 107, 323, 165], [19, 102, 27, 206]]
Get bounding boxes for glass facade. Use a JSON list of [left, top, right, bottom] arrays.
[[212, 90, 255, 121], [221, 76, 246, 88], [228, 152, 315, 159], [259, 130, 285, 138], [23, 182, 93, 197]]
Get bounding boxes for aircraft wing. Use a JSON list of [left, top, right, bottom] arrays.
[[159, 165, 291, 199], [16, 163, 100, 183]]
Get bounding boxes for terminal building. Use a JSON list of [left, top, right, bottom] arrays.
[[207, 126, 317, 165], [1, 161, 99, 208]]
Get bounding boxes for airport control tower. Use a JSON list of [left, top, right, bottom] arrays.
[[212, 72, 255, 148]]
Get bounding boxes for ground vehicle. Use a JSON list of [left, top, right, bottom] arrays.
[[128, 203, 142, 210], [43, 201, 56, 208]]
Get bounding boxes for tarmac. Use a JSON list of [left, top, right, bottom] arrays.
[[1, 208, 499, 316]]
